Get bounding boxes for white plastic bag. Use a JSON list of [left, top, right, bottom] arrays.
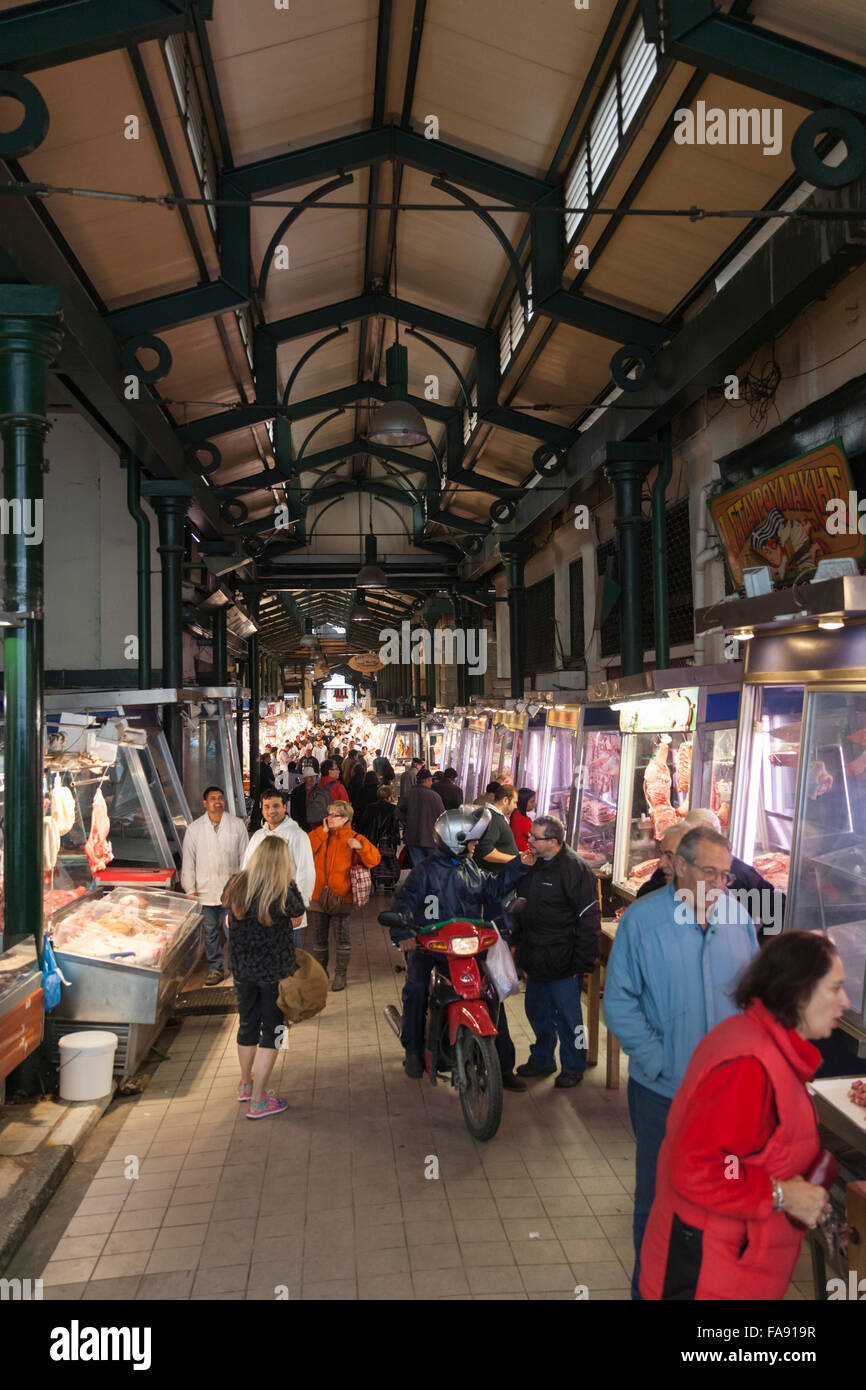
[[483, 925, 521, 1001]]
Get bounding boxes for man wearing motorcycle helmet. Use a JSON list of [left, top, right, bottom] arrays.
[[388, 805, 534, 1083]]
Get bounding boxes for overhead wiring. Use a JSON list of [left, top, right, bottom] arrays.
[[0, 180, 862, 222]]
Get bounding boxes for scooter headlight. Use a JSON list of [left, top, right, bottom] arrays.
[[451, 936, 479, 955]]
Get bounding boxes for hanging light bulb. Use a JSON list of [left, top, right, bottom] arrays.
[[298, 618, 317, 648]]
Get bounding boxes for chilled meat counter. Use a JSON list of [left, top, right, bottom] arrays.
[[44, 886, 202, 1077], [697, 573, 866, 1061], [486, 710, 524, 787], [580, 665, 743, 901], [537, 705, 583, 823], [566, 706, 622, 879], [0, 939, 43, 1087], [180, 687, 247, 820]]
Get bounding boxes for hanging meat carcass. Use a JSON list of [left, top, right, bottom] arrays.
[[644, 738, 678, 838], [84, 787, 114, 874], [50, 773, 76, 837], [675, 740, 693, 815]]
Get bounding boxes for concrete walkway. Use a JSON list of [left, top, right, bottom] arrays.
[[5, 902, 816, 1300]]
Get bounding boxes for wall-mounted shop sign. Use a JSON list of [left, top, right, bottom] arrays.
[[348, 653, 385, 673], [708, 438, 864, 587]]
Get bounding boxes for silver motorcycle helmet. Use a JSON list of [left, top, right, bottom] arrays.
[[433, 804, 492, 858]]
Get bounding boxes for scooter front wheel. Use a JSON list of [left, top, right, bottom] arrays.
[[455, 1028, 502, 1142]]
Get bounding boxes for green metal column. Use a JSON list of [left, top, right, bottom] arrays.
[[236, 658, 245, 764], [500, 540, 534, 700], [453, 597, 469, 708], [124, 456, 152, 688], [0, 286, 62, 957], [145, 484, 192, 769], [603, 452, 654, 678], [212, 608, 227, 685], [248, 602, 260, 802], [652, 428, 673, 671]]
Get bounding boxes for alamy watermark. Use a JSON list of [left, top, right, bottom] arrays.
[[379, 621, 487, 677], [674, 883, 785, 933], [673, 100, 782, 157], [0, 498, 42, 545]]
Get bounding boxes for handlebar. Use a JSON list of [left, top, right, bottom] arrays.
[[378, 910, 406, 929]]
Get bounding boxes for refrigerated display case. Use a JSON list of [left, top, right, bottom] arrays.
[[487, 711, 524, 787], [181, 688, 246, 819], [566, 707, 621, 876], [537, 706, 582, 822], [457, 715, 492, 802], [585, 665, 742, 899], [516, 709, 548, 797], [46, 885, 202, 1076], [700, 573, 866, 1056], [44, 702, 181, 894], [440, 714, 466, 774], [424, 716, 445, 772]]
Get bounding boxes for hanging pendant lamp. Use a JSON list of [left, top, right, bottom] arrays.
[[367, 342, 429, 447], [355, 533, 388, 589]]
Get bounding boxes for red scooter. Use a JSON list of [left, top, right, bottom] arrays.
[[380, 912, 503, 1142]]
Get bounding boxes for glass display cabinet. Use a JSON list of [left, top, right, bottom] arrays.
[[584, 664, 742, 899], [537, 706, 582, 822], [516, 709, 549, 797], [566, 706, 622, 877], [440, 714, 465, 773], [458, 715, 492, 801], [704, 573, 866, 1055], [424, 716, 445, 772], [181, 689, 246, 819], [487, 711, 523, 787]]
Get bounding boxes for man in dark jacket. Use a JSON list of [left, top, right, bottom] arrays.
[[398, 768, 444, 866], [438, 767, 464, 811], [388, 805, 530, 1089], [475, 783, 519, 873], [510, 815, 601, 1088]]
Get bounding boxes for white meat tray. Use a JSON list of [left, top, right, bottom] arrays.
[[809, 1076, 866, 1131]]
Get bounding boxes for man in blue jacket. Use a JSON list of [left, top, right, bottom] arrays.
[[388, 805, 531, 1089], [603, 827, 759, 1300]]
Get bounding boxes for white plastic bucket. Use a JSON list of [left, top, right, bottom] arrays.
[[58, 1030, 118, 1101]]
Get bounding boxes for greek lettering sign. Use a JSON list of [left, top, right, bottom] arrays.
[[708, 439, 864, 587]]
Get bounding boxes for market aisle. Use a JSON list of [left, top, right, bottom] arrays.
[[10, 901, 816, 1301]]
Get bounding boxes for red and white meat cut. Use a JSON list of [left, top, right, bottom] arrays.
[[84, 787, 114, 873]]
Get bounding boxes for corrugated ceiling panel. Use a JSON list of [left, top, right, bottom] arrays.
[[411, 0, 620, 175], [208, 0, 378, 163], [14, 52, 201, 305]]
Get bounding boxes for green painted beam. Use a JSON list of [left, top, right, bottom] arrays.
[[226, 124, 552, 205], [667, 0, 866, 115], [104, 280, 247, 338], [541, 287, 669, 348], [1, 0, 206, 74], [264, 293, 490, 348]]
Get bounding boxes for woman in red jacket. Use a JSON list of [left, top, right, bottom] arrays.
[[640, 931, 848, 1300], [307, 800, 379, 992], [510, 787, 536, 853]]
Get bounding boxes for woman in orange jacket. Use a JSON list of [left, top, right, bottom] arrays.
[[307, 800, 380, 991]]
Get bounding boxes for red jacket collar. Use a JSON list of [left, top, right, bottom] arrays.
[[748, 999, 821, 1082]]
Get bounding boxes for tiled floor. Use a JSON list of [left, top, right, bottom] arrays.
[[8, 901, 817, 1300]]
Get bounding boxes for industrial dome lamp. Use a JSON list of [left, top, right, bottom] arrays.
[[298, 619, 317, 649], [355, 495, 388, 588], [367, 343, 429, 447]]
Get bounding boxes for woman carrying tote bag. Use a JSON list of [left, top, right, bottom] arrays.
[[223, 836, 305, 1119], [307, 801, 380, 991]]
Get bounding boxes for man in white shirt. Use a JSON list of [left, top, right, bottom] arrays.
[[181, 785, 249, 986], [243, 788, 316, 945]]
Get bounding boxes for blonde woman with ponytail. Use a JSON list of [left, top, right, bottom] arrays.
[[224, 836, 305, 1118]]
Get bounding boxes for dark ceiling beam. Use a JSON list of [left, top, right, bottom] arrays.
[[666, 0, 866, 115], [263, 293, 490, 348], [0, 154, 224, 536], [226, 124, 553, 205], [465, 166, 866, 565], [540, 287, 668, 348], [356, 0, 394, 441], [0, 0, 207, 73], [104, 280, 248, 337]]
